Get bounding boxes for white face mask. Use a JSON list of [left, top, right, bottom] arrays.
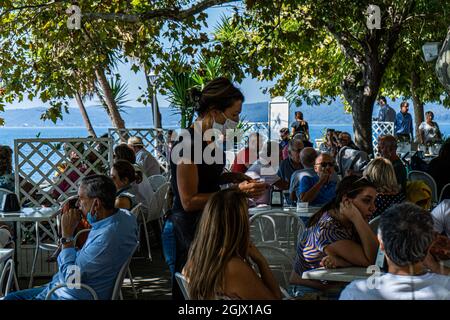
[[213, 112, 238, 134]]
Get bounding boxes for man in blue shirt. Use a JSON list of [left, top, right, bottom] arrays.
[[376, 96, 396, 122], [394, 101, 414, 142], [296, 153, 337, 206], [4, 175, 138, 300]]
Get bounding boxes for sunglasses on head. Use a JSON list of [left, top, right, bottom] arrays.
[[316, 162, 334, 168]]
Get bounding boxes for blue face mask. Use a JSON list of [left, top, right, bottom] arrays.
[[86, 201, 97, 224]]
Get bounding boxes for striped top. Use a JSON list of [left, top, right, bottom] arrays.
[[293, 211, 357, 276]]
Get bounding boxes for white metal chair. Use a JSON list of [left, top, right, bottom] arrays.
[[0, 258, 19, 297], [250, 211, 305, 255], [148, 174, 167, 192], [151, 182, 171, 229], [255, 245, 294, 292], [111, 243, 139, 300], [130, 203, 152, 261], [73, 229, 138, 299], [175, 272, 190, 300], [439, 183, 450, 203], [45, 283, 99, 300], [407, 170, 439, 204]]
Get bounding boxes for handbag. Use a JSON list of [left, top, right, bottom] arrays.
[[1, 193, 21, 212]]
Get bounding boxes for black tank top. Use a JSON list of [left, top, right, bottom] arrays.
[[170, 127, 225, 214]]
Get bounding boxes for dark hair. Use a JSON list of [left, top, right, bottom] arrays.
[[295, 111, 303, 119], [80, 174, 117, 210], [112, 160, 136, 184], [380, 203, 434, 266], [190, 77, 244, 115], [400, 101, 409, 109], [0, 145, 13, 175], [114, 144, 136, 164], [378, 96, 387, 104], [425, 111, 434, 119], [307, 176, 376, 227]]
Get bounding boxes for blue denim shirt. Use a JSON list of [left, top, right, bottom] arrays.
[[394, 112, 414, 139], [296, 174, 337, 206], [36, 209, 138, 300], [377, 105, 396, 122]]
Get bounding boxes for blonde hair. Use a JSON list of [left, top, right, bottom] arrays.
[[184, 189, 250, 299], [363, 158, 400, 194]]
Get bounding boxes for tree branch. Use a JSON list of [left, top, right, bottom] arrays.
[[0, 0, 68, 18], [326, 23, 365, 67], [83, 0, 239, 23]]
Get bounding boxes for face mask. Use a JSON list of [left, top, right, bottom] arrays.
[[213, 112, 238, 134], [86, 201, 97, 224]]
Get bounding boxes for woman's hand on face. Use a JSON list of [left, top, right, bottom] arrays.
[[340, 200, 361, 223], [238, 180, 268, 198]]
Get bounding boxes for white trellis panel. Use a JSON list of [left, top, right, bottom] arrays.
[[372, 121, 395, 156], [14, 137, 113, 207], [108, 128, 170, 173]]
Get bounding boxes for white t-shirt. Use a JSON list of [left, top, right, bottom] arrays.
[[431, 200, 450, 236], [136, 148, 161, 177], [339, 272, 450, 300], [419, 121, 441, 144]]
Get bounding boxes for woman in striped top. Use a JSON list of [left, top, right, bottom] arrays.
[[289, 176, 379, 298]]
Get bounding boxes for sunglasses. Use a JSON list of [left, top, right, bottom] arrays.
[[316, 162, 334, 168]]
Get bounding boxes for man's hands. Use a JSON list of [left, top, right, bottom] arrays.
[[61, 208, 82, 238], [238, 180, 268, 199]]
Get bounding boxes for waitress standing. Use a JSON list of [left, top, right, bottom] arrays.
[[166, 77, 268, 299]]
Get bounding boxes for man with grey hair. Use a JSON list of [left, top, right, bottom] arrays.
[[289, 147, 317, 202], [128, 136, 161, 177], [4, 175, 138, 300], [276, 138, 304, 191], [340, 203, 450, 300]]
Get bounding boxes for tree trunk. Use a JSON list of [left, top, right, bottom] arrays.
[[411, 70, 424, 143], [95, 68, 126, 130], [75, 92, 97, 137]]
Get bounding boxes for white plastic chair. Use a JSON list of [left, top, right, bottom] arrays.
[[111, 243, 139, 300], [148, 174, 167, 192], [151, 182, 171, 228], [131, 203, 152, 261], [45, 283, 99, 300], [249, 211, 305, 255], [175, 272, 190, 300], [407, 170, 439, 204], [0, 258, 19, 297], [439, 183, 450, 203]]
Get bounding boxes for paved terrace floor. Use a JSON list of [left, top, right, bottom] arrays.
[[17, 229, 173, 300]]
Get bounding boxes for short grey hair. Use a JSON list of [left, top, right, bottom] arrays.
[[380, 203, 434, 267], [300, 147, 317, 168], [79, 174, 117, 210]]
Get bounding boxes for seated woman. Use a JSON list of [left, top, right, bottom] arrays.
[[289, 176, 379, 298], [363, 158, 406, 218], [183, 189, 282, 300], [110, 160, 139, 211]]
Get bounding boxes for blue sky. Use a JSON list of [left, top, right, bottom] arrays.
[[6, 5, 274, 110]]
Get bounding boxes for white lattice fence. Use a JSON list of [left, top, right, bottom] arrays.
[[14, 137, 113, 207], [372, 121, 395, 156], [108, 128, 170, 172]]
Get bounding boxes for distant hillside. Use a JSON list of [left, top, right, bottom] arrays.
[[1, 99, 449, 127]]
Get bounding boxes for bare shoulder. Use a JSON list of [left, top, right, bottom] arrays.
[[225, 257, 255, 277]]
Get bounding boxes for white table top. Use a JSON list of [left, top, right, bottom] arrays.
[[0, 206, 59, 222], [302, 267, 380, 282], [249, 205, 321, 218], [0, 248, 14, 264]]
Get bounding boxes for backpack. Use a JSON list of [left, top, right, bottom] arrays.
[[337, 146, 369, 176]]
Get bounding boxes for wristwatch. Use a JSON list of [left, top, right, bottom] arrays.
[[59, 237, 74, 245]]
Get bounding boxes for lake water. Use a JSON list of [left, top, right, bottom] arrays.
[[1, 124, 449, 147]]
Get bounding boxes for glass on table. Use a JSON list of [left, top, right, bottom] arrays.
[[296, 201, 309, 213]]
